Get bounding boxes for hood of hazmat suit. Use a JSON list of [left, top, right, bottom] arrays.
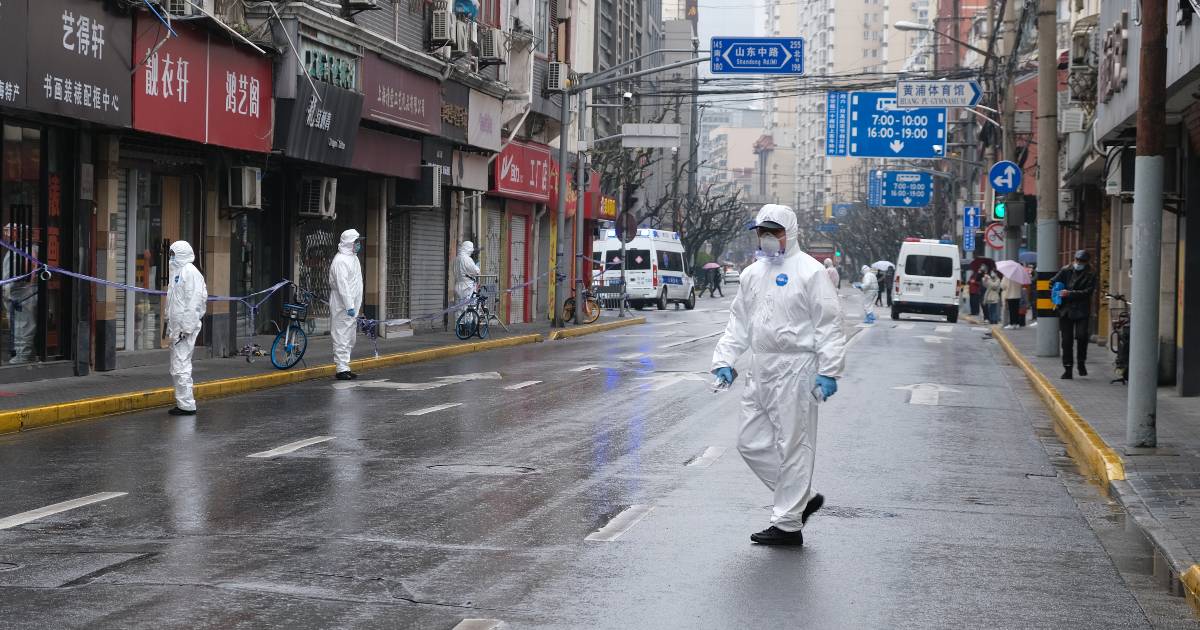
[[823, 258, 839, 287], [860, 266, 878, 291], [452, 240, 481, 303], [166, 241, 208, 338], [710, 204, 848, 532]]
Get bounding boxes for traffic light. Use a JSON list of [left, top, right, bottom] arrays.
[[993, 201, 1007, 221], [835, 250, 842, 258]]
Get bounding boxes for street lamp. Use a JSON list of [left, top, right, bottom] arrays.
[[893, 20, 999, 61]]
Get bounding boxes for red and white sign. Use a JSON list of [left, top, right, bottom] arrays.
[[984, 222, 1005, 250], [133, 15, 272, 152], [492, 141, 552, 202]]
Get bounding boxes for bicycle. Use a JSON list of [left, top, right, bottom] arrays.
[[1106, 293, 1131, 385], [563, 286, 601, 324], [455, 282, 493, 340], [270, 284, 315, 369]]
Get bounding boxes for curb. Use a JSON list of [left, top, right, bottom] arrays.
[[992, 327, 1125, 484], [0, 334, 543, 436], [548, 317, 646, 340]]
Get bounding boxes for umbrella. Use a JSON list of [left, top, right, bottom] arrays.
[[968, 257, 996, 273], [702, 262, 721, 270], [1018, 251, 1037, 264], [871, 261, 895, 270], [995, 260, 1031, 285]]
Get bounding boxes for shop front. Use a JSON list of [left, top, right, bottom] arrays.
[[489, 141, 551, 324]]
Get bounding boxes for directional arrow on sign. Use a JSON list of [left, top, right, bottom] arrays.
[[989, 160, 1022, 194], [993, 165, 1017, 189], [892, 382, 961, 405], [903, 197, 913, 204], [889, 140, 905, 153]]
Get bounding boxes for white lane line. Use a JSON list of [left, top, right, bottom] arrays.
[[916, 335, 950, 344], [504, 380, 542, 390], [618, 352, 645, 360], [909, 389, 941, 405], [453, 620, 505, 630], [585, 504, 656, 542], [659, 330, 724, 349], [570, 364, 598, 372], [686, 446, 728, 468], [247, 436, 335, 459], [0, 492, 127, 530], [405, 403, 463, 416], [935, 325, 954, 333], [971, 326, 990, 332], [845, 327, 871, 350], [896, 323, 915, 330]]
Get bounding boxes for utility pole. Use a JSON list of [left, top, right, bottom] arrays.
[[1127, 0, 1167, 447], [1034, 0, 1060, 357], [574, 93, 588, 324], [1001, 0, 1019, 262], [687, 34, 700, 214]]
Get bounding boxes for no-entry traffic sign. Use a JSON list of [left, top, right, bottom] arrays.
[[984, 222, 1005, 250]]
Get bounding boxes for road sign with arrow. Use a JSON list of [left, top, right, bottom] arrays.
[[868, 170, 933, 208], [826, 91, 947, 159], [989, 160, 1022, 194], [710, 37, 805, 74]]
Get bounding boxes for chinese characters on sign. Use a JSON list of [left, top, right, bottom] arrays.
[[42, 74, 119, 111], [492, 141, 552, 202], [305, 94, 333, 131], [710, 37, 804, 75], [303, 42, 358, 90], [61, 9, 106, 59], [28, 0, 133, 126], [0, 0, 28, 107], [825, 91, 849, 157], [277, 77, 362, 167], [468, 89, 503, 152], [224, 72, 261, 118], [144, 52, 191, 103], [361, 54, 441, 134]]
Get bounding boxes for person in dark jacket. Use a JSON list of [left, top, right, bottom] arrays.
[[884, 267, 895, 306], [1050, 250, 1096, 379], [706, 266, 724, 298]]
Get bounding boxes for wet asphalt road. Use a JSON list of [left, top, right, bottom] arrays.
[[0, 290, 1195, 629]]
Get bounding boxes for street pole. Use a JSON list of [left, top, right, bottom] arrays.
[[1001, 0, 1019, 263], [574, 93, 587, 325], [553, 92, 571, 328], [1034, 0, 1060, 357], [687, 35, 700, 212], [1127, 0, 1167, 448]]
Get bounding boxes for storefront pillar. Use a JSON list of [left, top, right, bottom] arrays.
[[363, 178, 384, 322], [93, 136, 120, 371], [204, 161, 234, 358], [72, 132, 93, 376]]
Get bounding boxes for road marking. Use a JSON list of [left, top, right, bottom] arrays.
[[0, 492, 127, 530], [855, 322, 875, 328], [893, 383, 961, 406], [453, 620, 504, 630], [504, 380, 542, 390], [636, 372, 710, 391], [248, 436, 335, 459], [915, 335, 951, 344], [336, 372, 502, 391], [971, 326, 990, 332], [935, 325, 954, 334], [686, 446, 728, 468], [585, 504, 655, 541], [895, 323, 915, 330], [618, 352, 645, 360], [406, 403, 463, 416], [659, 330, 724, 349], [570, 364, 598, 372]]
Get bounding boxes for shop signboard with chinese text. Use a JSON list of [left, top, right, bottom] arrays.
[[0, 0, 28, 108], [492, 141, 552, 202], [468, 90, 503, 152], [302, 37, 358, 90], [275, 77, 362, 167], [28, 0, 133, 127], [441, 82, 469, 144], [361, 53, 440, 135]]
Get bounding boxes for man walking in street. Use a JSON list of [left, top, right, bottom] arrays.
[[884, 266, 895, 306], [705, 265, 724, 298], [711, 204, 847, 546], [1051, 250, 1096, 379]]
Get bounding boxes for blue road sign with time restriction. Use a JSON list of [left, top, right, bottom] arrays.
[[826, 91, 947, 159], [710, 37, 805, 74], [868, 170, 933, 208]]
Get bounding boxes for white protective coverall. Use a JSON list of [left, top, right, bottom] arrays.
[[328, 229, 363, 374], [823, 258, 839, 289], [711, 204, 847, 532], [860, 266, 878, 320], [165, 241, 208, 411], [452, 241, 481, 310]]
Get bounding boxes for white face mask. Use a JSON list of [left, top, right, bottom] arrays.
[[758, 234, 784, 258], [1073, 263, 1085, 271]]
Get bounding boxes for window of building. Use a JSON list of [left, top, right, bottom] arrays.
[[535, 0, 549, 54]]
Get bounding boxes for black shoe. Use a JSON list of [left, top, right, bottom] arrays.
[[801, 493, 824, 525], [168, 407, 197, 416], [348, 371, 359, 379], [336, 371, 355, 381], [1062, 367, 1073, 380], [750, 526, 804, 546], [1077, 364, 1087, 377]]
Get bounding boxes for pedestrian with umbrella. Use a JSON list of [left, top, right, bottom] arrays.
[[996, 260, 1031, 329], [702, 262, 724, 298]]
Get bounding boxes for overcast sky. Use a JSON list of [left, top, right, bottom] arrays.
[[697, 0, 760, 76]]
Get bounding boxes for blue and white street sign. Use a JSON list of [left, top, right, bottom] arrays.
[[710, 37, 805, 74], [815, 222, 839, 233], [826, 91, 947, 159], [964, 229, 976, 252], [896, 80, 982, 108], [989, 160, 1022, 194], [832, 203, 852, 218], [964, 206, 981, 229], [867, 170, 933, 208]]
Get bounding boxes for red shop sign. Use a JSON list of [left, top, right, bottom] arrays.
[[492, 141, 552, 202], [132, 15, 272, 152]]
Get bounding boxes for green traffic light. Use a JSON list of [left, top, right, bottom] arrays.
[[994, 202, 1007, 219]]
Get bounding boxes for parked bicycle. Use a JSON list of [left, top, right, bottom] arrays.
[[270, 284, 316, 369], [455, 279, 494, 340], [563, 286, 601, 324], [1106, 293, 1131, 385]]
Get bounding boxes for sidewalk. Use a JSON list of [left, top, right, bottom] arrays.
[[995, 326, 1200, 604]]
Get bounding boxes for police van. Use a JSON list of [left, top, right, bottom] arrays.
[[593, 228, 696, 310], [892, 238, 961, 323]]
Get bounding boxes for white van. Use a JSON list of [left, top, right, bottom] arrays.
[[892, 238, 962, 323], [593, 228, 696, 310]]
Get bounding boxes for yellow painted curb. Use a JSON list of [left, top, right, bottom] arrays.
[[548, 317, 647, 340], [0, 333, 543, 436], [993, 327, 1126, 483], [1182, 565, 1200, 613]]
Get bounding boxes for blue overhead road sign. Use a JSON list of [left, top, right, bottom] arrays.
[[826, 91, 947, 159], [896, 80, 983, 108], [989, 160, 1022, 194], [710, 37, 805, 74], [868, 170, 933, 208], [832, 203, 852, 218]]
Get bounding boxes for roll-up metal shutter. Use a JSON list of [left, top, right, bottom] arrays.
[[508, 214, 527, 323], [386, 210, 412, 320], [408, 208, 447, 330], [114, 169, 128, 350]]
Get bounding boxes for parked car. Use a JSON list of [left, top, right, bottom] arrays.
[[594, 229, 696, 310], [892, 238, 961, 323], [724, 268, 740, 284]]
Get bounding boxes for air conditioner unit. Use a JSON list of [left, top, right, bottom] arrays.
[[227, 166, 262, 209], [386, 166, 443, 208], [164, 0, 210, 16], [300, 177, 338, 219], [480, 27, 504, 61], [432, 10, 456, 47], [1060, 108, 1086, 134], [547, 61, 570, 92]]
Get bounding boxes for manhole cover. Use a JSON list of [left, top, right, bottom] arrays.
[[426, 464, 538, 475]]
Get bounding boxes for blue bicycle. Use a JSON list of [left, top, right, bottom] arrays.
[[270, 285, 314, 369]]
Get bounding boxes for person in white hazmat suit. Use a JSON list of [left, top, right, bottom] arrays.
[[823, 258, 839, 290], [452, 241, 481, 311], [856, 265, 878, 324], [164, 241, 208, 416], [329, 229, 364, 381], [711, 204, 847, 546]]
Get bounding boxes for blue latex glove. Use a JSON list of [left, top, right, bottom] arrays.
[[815, 375, 838, 400], [347, 308, 356, 317], [713, 367, 735, 386]]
